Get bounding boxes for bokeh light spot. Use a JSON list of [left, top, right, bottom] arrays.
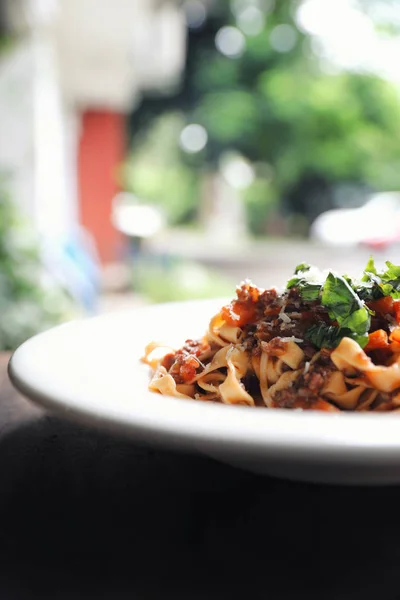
[[270, 24, 298, 53], [215, 26, 246, 58], [237, 6, 265, 36], [179, 124, 208, 153], [220, 154, 255, 189], [183, 0, 207, 29]]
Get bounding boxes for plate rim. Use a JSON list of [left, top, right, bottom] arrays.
[[8, 300, 400, 462]]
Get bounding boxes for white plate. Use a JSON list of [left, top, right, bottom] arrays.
[[8, 298, 400, 485]]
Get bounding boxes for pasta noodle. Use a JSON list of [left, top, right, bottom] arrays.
[[143, 259, 400, 412]]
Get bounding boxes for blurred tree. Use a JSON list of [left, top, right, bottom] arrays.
[[126, 0, 400, 234], [0, 181, 72, 350], [123, 114, 200, 225]]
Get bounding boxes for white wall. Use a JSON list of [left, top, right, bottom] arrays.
[[55, 0, 186, 111], [31, 25, 74, 237], [0, 0, 187, 238], [0, 41, 36, 218], [0, 33, 74, 238]]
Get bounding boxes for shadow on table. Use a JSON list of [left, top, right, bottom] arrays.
[[0, 415, 399, 599]]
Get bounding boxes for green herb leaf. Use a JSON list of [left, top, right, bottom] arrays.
[[304, 324, 345, 348], [382, 261, 400, 281], [286, 276, 300, 289], [343, 274, 353, 286], [339, 306, 371, 336], [357, 258, 400, 301], [286, 277, 322, 299], [294, 262, 311, 274], [361, 256, 377, 282], [305, 324, 368, 349], [286, 264, 322, 299], [299, 283, 321, 301], [320, 272, 370, 344], [354, 282, 383, 302], [287, 263, 313, 288], [355, 334, 369, 348], [381, 283, 394, 295], [322, 273, 366, 323]]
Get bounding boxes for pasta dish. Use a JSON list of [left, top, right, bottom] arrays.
[[143, 258, 400, 412]]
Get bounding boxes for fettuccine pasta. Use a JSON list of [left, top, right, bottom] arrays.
[[143, 258, 400, 412]]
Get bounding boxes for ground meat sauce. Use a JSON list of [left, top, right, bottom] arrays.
[[165, 338, 211, 383], [160, 353, 176, 371], [261, 338, 288, 357], [236, 282, 341, 410], [258, 289, 282, 317], [241, 325, 258, 352], [197, 281, 391, 406], [243, 286, 331, 346], [273, 351, 336, 409], [221, 282, 267, 327], [369, 315, 392, 335], [168, 353, 200, 384]]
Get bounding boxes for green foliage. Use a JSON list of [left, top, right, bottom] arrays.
[[134, 258, 233, 304], [0, 182, 73, 351], [125, 0, 400, 233], [194, 90, 261, 144], [242, 178, 278, 235], [122, 114, 201, 225], [0, 34, 14, 57]]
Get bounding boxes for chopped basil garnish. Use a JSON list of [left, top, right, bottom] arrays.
[[357, 257, 400, 300], [294, 262, 311, 274], [361, 256, 378, 281], [299, 283, 321, 301], [304, 323, 368, 349], [321, 273, 370, 336], [286, 262, 374, 349], [286, 263, 323, 298]]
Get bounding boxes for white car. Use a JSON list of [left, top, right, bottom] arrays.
[[310, 192, 400, 248]]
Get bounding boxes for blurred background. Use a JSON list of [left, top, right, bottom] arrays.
[[1, 0, 400, 350]]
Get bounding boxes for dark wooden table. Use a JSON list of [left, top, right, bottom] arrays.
[[2, 353, 400, 599]]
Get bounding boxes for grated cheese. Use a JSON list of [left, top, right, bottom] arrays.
[[279, 308, 291, 324]]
